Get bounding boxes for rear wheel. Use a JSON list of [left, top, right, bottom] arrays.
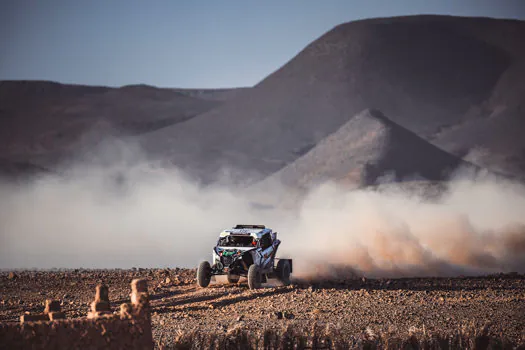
[[197, 261, 211, 288], [247, 264, 262, 290], [276, 259, 291, 286], [227, 272, 240, 284]]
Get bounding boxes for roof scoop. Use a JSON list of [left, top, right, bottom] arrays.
[[234, 224, 266, 229]]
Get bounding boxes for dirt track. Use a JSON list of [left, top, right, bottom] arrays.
[[1, 269, 524, 347]]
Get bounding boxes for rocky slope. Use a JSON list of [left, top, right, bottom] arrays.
[[137, 15, 525, 181], [0, 81, 244, 172], [2, 16, 525, 184], [260, 109, 473, 190]]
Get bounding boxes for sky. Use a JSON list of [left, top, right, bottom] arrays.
[[1, 0, 525, 89]]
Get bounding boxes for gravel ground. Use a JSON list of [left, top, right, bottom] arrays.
[[1, 269, 524, 347]]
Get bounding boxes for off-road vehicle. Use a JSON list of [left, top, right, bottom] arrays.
[[196, 225, 293, 289]]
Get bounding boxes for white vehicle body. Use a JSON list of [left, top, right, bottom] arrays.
[[197, 224, 293, 289]]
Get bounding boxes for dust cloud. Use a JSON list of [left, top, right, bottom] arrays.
[[1, 142, 524, 278], [278, 176, 525, 279]]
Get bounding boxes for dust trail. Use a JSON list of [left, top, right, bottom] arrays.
[[279, 175, 525, 278], [1, 142, 524, 277]]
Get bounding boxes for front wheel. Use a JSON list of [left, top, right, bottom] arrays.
[[247, 264, 262, 290], [197, 261, 211, 288]]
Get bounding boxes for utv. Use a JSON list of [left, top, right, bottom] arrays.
[[196, 225, 293, 290]]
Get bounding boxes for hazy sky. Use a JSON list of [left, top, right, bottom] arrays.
[[1, 0, 525, 88]]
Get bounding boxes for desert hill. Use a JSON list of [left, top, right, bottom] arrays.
[[1, 15, 525, 184], [432, 106, 525, 177], [0, 81, 246, 170], [259, 109, 473, 191], [137, 15, 525, 182]]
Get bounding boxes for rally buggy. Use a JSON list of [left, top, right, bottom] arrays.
[[196, 225, 293, 290]]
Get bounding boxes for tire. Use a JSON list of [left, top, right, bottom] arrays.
[[276, 259, 291, 286], [197, 261, 211, 288], [247, 264, 262, 290], [227, 272, 240, 284]]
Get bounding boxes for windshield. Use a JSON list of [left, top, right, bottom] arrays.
[[218, 235, 255, 247]]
